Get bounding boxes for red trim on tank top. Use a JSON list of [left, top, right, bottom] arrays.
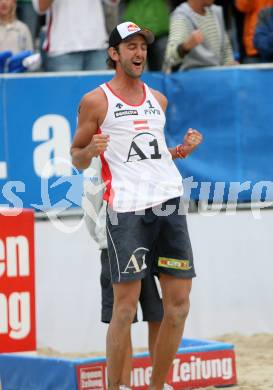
[[105, 83, 146, 106], [97, 128, 114, 206]]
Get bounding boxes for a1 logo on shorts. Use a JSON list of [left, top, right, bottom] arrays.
[[122, 247, 149, 274]]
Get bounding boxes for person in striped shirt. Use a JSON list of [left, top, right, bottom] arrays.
[[164, 0, 237, 71]]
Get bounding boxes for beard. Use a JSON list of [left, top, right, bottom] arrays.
[[119, 58, 145, 79]]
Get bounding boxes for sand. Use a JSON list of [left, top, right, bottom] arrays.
[[204, 333, 273, 390], [38, 333, 273, 389]]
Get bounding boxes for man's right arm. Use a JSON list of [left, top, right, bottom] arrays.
[[71, 90, 109, 170], [32, 0, 54, 13]]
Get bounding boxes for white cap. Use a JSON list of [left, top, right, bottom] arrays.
[[109, 21, 155, 47]]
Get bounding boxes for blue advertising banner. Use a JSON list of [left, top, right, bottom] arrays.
[[0, 78, 7, 183], [0, 68, 273, 210], [165, 67, 273, 202]]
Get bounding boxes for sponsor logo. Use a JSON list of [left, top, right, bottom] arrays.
[[122, 247, 149, 274], [130, 355, 234, 387], [78, 366, 104, 390], [172, 356, 233, 382], [0, 235, 32, 340], [144, 99, 161, 115], [0, 212, 36, 353], [114, 109, 138, 118], [144, 108, 161, 115], [158, 257, 192, 270], [127, 23, 140, 33], [126, 132, 161, 163], [116, 103, 123, 109]]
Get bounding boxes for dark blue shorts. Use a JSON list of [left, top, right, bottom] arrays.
[[106, 197, 195, 284]]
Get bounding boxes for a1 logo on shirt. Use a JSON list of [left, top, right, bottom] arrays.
[[125, 130, 162, 163]]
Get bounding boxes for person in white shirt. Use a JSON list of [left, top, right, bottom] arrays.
[[31, 0, 109, 71]]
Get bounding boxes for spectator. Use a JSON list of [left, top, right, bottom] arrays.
[[123, 0, 170, 70], [31, 0, 109, 71], [164, 0, 236, 71], [254, 6, 273, 61], [16, 0, 42, 43], [0, 0, 33, 53], [235, 0, 273, 63]]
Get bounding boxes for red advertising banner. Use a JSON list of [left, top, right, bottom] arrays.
[[76, 348, 237, 389], [0, 209, 36, 352]]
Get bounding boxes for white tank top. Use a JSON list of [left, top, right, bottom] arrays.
[[99, 82, 183, 212]]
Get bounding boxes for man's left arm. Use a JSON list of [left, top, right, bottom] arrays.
[[169, 128, 203, 159]]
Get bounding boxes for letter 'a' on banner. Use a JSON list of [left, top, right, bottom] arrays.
[[0, 209, 36, 353]]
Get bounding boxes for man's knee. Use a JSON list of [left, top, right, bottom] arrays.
[[164, 295, 190, 326], [113, 302, 137, 324], [112, 280, 141, 324]]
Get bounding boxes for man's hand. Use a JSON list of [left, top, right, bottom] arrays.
[[176, 128, 203, 158], [87, 134, 110, 157], [183, 30, 204, 51]]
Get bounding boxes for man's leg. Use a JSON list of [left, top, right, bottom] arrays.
[[107, 280, 141, 390], [147, 321, 161, 361], [120, 335, 133, 388], [149, 274, 192, 390]]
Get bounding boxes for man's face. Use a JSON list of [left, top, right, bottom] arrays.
[[0, 0, 15, 19], [116, 35, 148, 79]]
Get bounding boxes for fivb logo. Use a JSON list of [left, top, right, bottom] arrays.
[[0, 235, 31, 340]]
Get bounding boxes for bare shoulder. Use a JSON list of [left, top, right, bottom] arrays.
[[150, 88, 168, 112], [72, 87, 107, 150], [78, 87, 107, 120]]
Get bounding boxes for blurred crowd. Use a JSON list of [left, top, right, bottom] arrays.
[[1, 0, 273, 73]]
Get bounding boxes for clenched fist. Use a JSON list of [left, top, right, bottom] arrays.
[[88, 134, 110, 157], [176, 128, 203, 158]]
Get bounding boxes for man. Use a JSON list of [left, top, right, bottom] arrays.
[[71, 21, 202, 389], [164, 0, 236, 71]]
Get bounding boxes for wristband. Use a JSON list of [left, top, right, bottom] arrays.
[[176, 144, 187, 159]]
